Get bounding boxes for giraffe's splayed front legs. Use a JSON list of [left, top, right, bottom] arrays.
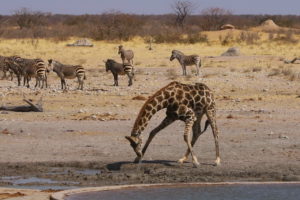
[[125, 136, 142, 163]]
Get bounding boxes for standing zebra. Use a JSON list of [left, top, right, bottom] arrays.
[[104, 59, 134, 86], [0, 56, 13, 80], [33, 59, 49, 88], [170, 50, 201, 76], [118, 45, 134, 65], [48, 59, 86, 90]]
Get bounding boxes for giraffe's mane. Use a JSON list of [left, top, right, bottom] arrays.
[[132, 81, 179, 132]]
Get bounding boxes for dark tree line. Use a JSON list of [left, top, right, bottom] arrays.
[[0, 6, 299, 43]]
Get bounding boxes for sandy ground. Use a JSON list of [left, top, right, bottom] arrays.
[[0, 54, 299, 199]]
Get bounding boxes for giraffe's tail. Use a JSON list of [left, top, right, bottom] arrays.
[[201, 119, 210, 134]]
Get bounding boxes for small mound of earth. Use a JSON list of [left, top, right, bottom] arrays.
[[67, 38, 93, 47], [221, 47, 241, 56], [260, 19, 279, 30]]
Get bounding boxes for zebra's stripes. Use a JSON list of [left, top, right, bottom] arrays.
[[48, 59, 86, 90], [34, 58, 48, 88], [170, 50, 201, 76], [104, 59, 134, 86]]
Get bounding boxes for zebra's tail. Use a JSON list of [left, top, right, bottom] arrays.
[[84, 74, 87, 80], [195, 56, 201, 67]]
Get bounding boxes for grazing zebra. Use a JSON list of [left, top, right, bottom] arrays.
[[4, 56, 24, 86], [104, 59, 134, 86], [13, 57, 48, 88], [118, 45, 134, 65], [48, 59, 86, 90], [170, 50, 201, 76], [0, 56, 13, 80]]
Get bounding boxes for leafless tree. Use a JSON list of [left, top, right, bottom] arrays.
[[13, 7, 48, 29], [171, 1, 195, 29], [201, 7, 232, 30]]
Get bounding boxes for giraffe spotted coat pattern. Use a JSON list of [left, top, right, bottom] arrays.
[[125, 81, 220, 167]]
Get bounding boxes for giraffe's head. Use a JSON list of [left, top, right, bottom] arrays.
[[125, 135, 142, 158]]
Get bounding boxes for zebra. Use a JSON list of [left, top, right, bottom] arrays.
[[4, 56, 24, 86], [14, 57, 48, 88], [169, 50, 201, 76], [118, 45, 134, 65], [48, 59, 86, 90], [0, 56, 13, 80], [104, 59, 134, 86], [33, 59, 49, 88]]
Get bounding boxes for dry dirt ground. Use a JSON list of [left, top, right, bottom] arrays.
[[0, 49, 299, 199]]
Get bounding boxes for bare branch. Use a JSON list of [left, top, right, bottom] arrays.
[[171, 1, 195, 29], [201, 7, 233, 30]]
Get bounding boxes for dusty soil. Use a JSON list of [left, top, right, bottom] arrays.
[[0, 55, 299, 195]]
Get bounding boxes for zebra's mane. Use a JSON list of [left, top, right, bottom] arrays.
[[51, 60, 64, 67], [107, 59, 117, 63], [172, 50, 184, 55]]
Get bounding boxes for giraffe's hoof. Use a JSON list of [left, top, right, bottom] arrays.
[[177, 157, 187, 164], [214, 157, 221, 166], [192, 162, 200, 168], [134, 156, 142, 164]]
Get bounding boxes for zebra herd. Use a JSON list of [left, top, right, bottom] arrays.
[[0, 45, 201, 90]]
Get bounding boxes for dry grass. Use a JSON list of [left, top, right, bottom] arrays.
[[202, 72, 219, 78], [135, 61, 142, 66], [268, 67, 299, 81], [252, 66, 262, 72], [243, 69, 251, 73], [268, 68, 281, 77], [0, 33, 298, 70], [166, 68, 178, 80], [184, 74, 193, 81], [230, 68, 236, 72]]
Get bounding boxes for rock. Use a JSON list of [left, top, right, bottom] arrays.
[[220, 24, 235, 30], [221, 47, 241, 56], [91, 115, 97, 120], [268, 131, 274, 136], [132, 95, 147, 101], [78, 109, 86, 113], [1, 128, 10, 135], [279, 134, 289, 139], [66, 38, 93, 47], [226, 114, 234, 119]]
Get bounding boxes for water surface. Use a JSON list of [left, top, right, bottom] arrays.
[[66, 183, 300, 200]]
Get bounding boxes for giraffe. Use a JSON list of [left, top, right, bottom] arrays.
[[125, 81, 220, 167]]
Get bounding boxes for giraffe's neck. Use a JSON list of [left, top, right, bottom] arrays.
[[131, 88, 171, 137]]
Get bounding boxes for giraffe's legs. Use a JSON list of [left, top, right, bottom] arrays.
[[135, 116, 176, 163], [182, 112, 199, 167], [178, 114, 204, 164], [206, 109, 221, 166]]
